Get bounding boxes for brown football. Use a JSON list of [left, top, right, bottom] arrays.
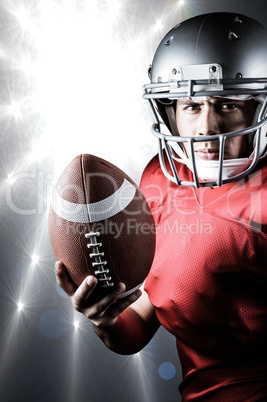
[[48, 154, 155, 298]]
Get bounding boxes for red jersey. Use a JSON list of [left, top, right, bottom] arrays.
[[140, 155, 267, 401]]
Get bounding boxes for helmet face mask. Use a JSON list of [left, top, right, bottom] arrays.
[[143, 12, 267, 187]]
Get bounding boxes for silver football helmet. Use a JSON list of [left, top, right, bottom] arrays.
[[143, 12, 267, 187]]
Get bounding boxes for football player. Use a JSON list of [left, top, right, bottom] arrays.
[[55, 12, 267, 400]]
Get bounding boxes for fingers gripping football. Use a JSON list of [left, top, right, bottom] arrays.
[[54, 261, 142, 328]]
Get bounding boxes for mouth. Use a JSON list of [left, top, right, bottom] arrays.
[[195, 148, 220, 160]]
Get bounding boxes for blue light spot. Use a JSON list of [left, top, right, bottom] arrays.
[[158, 362, 176, 380], [39, 309, 68, 339]]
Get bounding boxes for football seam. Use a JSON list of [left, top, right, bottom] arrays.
[[81, 155, 115, 289]]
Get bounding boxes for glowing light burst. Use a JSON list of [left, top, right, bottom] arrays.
[[0, 0, 181, 327], [104, 349, 158, 402], [155, 19, 164, 31], [31, 253, 39, 266], [13, 3, 36, 33], [74, 320, 79, 330], [6, 173, 15, 185], [17, 300, 24, 311], [8, 101, 22, 118], [0, 1, 187, 400], [9, 0, 153, 181]]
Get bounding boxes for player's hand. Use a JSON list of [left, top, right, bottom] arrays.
[[54, 261, 142, 328]]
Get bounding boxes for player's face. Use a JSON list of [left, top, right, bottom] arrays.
[[175, 97, 258, 160]]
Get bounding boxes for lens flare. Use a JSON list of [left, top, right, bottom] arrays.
[[0, 0, 201, 401]]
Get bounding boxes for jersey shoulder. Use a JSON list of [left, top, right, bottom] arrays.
[[204, 160, 267, 234], [139, 154, 167, 206], [140, 153, 193, 208]]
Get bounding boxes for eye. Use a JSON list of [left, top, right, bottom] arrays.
[[184, 103, 201, 111], [220, 103, 238, 111]]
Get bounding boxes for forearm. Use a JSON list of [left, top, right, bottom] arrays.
[[93, 306, 160, 355]]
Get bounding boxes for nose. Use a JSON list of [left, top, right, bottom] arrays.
[[196, 107, 221, 136]]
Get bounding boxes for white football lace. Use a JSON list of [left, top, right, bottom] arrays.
[[85, 231, 114, 288]]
